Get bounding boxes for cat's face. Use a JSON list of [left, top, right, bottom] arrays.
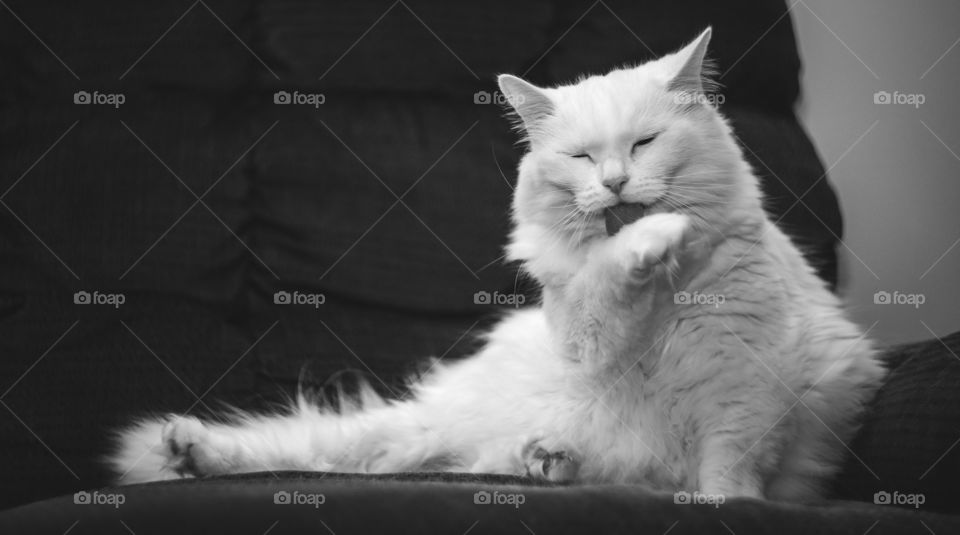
[[500, 28, 754, 251]]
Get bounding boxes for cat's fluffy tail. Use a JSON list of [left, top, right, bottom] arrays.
[[107, 415, 182, 484]]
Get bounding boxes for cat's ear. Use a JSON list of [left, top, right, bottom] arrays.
[[497, 74, 554, 136], [666, 27, 713, 94]]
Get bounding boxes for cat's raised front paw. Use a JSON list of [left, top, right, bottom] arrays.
[[615, 212, 692, 278]]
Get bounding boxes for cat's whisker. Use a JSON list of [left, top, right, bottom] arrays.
[[659, 197, 716, 234]]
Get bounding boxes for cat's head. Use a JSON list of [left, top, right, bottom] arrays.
[[499, 28, 762, 262]]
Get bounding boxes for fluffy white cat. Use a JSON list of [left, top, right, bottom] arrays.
[[110, 28, 885, 502]]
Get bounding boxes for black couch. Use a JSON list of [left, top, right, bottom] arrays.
[[1, 0, 958, 533]]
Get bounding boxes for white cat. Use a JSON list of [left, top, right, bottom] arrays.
[[110, 28, 885, 502]]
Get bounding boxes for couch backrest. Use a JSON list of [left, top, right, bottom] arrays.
[[1, 0, 838, 311]]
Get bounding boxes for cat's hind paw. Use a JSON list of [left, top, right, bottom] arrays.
[[162, 415, 231, 478], [522, 440, 580, 483], [109, 417, 185, 484]]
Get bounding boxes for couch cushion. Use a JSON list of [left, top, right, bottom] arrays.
[[3, 472, 958, 534], [833, 331, 960, 514]]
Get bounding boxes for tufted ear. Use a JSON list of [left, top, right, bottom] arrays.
[[497, 74, 555, 137], [666, 27, 713, 94]]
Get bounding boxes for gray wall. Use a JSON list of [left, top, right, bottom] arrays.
[[791, 0, 960, 345]]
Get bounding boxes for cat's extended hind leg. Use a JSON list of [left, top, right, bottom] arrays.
[[140, 412, 583, 483], [115, 401, 468, 482], [113, 311, 575, 485]]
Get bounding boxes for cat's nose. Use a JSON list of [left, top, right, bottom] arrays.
[[602, 175, 628, 194]]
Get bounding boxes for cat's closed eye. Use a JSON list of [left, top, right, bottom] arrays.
[[571, 153, 594, 162], [632, 134, 658, 152]]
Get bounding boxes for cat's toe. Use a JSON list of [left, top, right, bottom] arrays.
[[523, 442, 580, 483]]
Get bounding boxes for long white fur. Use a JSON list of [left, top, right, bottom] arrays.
[[110, 28, 885, 501]]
